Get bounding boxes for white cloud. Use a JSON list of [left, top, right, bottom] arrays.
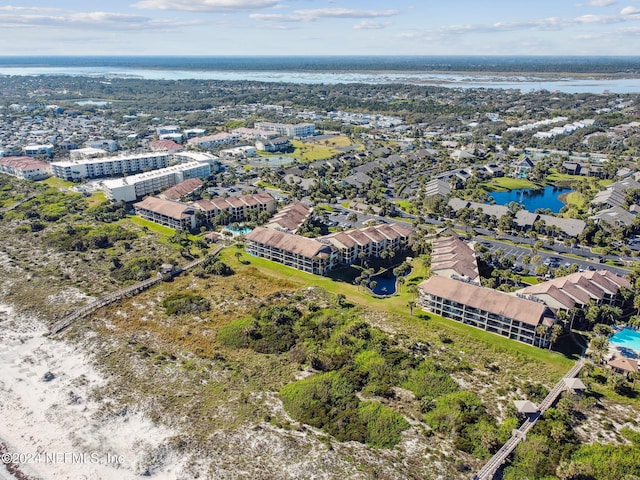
[[0, 6, 61, 12], [621, 6, 640, 15], [353, 21, 392, 30], [131, 0, 280, 12], [587, 0, 616, 6], [251, 8, 400, 23], [249, 13, 299, 22], [0, 12, 191, 30]]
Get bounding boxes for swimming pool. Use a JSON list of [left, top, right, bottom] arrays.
[[610, 327, 640, 354]]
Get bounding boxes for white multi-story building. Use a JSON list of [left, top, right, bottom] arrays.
[[0, 156, 51, 180], [102, 161, 211, 203], [51, 152, 171, 181], [69, 147, 107, 161], [87, 139, 118, 152], [23, 144, 53, 157], [254, 122, 315, 138]]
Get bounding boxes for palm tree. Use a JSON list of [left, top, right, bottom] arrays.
[[535, 325, 548, 348], [407, 300, 416, 316], [549, 324, 563, 350]]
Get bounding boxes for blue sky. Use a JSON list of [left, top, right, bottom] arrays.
[[1, 0, 640, 56]]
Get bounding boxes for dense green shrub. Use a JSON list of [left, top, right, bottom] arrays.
[[566, 444, 640, 480], [216, 317, 256, 349], [358, 400, 409, 448], [402, 359, 459, 402], [196, 255, 234, 276], [162, 292, 211, 316], [280, 373, 409, 447], [111, 256, 162, 281]]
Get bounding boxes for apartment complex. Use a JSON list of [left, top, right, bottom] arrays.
[[51, 152, 171, 181], [0, 156, 51, 181], [245, 227, 338, 275], [264, 202, 312, 233], [245, 222, 412, 274], [133, 197, 197, 231], [102, 161, 212, 202], [430, 236, 481, 284], [194, 192, 277, 224], [254, 122, 315, 138], [322, 223, 412, 265], [418, 276, 556, 347], [515, 270, 631, 312]]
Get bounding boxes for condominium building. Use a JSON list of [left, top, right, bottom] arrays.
[[24, 144, 53, 157], [245, 227, 338, 275], [321, 223, 412, 266], [430, 236, 481, 285], [51, 152, 171, 181], [255, 137, 291, 152], [515, 270, 631, 312], [194, 192, 276, 224], [133, 197, 197, 231], [69, 147, 107, 160], [186, 132, 239, 148], [0, 156, 51, 180], [244, 222, 412, 274], [102, 161, 211, 202], [418, 276, 556, 347], [254, 122, 315, 138], [265, 202, 312, 233]]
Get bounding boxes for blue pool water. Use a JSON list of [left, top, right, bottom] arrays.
[[610, 328, 640, 354], [489, 186, 572, 214], [225, 226, 252, 235]]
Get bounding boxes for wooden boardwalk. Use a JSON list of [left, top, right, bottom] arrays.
[[472, 358, 585, 480], [48, 246, 223, 335]]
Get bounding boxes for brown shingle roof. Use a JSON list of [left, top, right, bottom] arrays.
[[134, 196, 195, 220], [246, 226, 334, 259], [516, 270, 629, 309], [608, 356, 638, 373], [419, 276, 552, 327], [161, 178, 203, 201]]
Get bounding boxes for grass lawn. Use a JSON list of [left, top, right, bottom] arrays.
[[520, 275, 540, 285], [126, 215, 177, 237], [565, 191, 587, 208], [289, 139, 338, 162], [254, 180, 281, 191], [483, 177, 539, 191], [310, 135, 358, 149], [546, 170, 579, 184], [41, 177, 74, 189], [86, 191, 106, 208], [394, 199, 415, 213]]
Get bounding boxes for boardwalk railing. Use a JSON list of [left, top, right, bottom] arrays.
[[472, 358, 585, 480], [48, 246, 223, 335]]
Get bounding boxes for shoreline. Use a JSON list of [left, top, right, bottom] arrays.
[[0, 303, 186, 480]]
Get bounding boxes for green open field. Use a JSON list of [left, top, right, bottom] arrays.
[[41, 177, 75, 189], [483, 177, 539, 191]]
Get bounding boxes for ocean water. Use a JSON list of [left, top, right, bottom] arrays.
[[0, 56, 639, 94]]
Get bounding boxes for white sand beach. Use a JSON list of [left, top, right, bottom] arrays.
[[0, 304, 190, 480]]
